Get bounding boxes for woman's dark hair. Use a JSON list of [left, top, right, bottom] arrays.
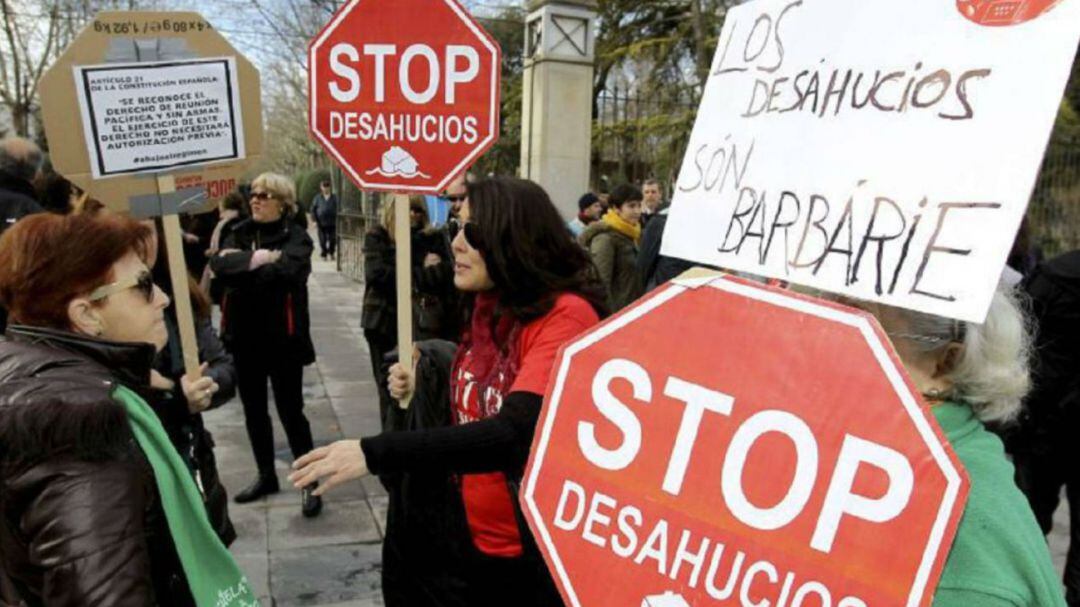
[[608, 183, 643, 210], [151, 219, 211, 319], [465, 177, 607, 326]]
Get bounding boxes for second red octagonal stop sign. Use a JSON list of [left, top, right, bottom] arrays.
[[309, 0, 500, 193], [522, 274, 969, 607]]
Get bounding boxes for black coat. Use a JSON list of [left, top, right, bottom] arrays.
[[1005, 251, 1080, 456], [0, 175, 42, 236], [149, 313, 237, 546], [209, 218, 316, 365], [381, 340, 471, 607], [362, 226, 457, 342], [636, 207, 696, 292], [0, 326, 194, 606]]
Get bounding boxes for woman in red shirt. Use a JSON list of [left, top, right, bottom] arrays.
[[290, 177, 606, 606]]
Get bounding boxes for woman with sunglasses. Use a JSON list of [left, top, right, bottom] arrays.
[[292, 177, 606, 606], [362, 194, 456, 429], [0, 213, 255, 606], [209, 172, 322, 517]]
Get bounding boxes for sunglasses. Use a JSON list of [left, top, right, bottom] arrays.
[[89, 271, 156, 303], [444, 194, 467, 203], [250, 191, 276, 201], [462, 221, 484, 251]]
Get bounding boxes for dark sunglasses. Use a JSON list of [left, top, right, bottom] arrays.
[[462, 221, 484, 250], [89, 271, 155, 303], [250, 191, 276, 201], [444, 194, 467, 203]]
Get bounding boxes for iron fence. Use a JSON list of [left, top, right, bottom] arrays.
[[1028, 134, 1080, 257]]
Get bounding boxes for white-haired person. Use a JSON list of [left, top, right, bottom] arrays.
[[859, 286, 1065, 606], [209, 172, 322, 517]]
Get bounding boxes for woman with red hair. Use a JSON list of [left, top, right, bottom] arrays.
[[0, 213, 254, 606]]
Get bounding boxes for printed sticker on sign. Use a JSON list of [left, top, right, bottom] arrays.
[[73, 57, 245, 179]]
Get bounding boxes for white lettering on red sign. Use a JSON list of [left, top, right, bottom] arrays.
[[579, 357, 914, 555], [328, 43, 479, 105]]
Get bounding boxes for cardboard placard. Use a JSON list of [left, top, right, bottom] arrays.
[[662, 0, 1080, 322], [40, 11, 262, 215]]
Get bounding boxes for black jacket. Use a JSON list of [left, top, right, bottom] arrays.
[[362, 226, 457, 341], [0, 326, 194, 606], [210, 218, 316, 365], [312, 193, 338, 227], [380, 340, 471, 607], [1005, 251, 1080, 456], [149, 313, 237, 546], [636, 206, 695, 291], [0, 174, 42, 237]]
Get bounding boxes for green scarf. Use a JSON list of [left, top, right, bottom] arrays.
[[114, 385, 259, 607]]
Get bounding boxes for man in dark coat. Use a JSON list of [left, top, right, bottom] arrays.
[[1006, 250, 1080, 606], [0, 137, 44, 234], [311, 180, 338, 260], [0, 137, 44, 334]]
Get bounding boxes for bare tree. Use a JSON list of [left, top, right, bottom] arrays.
[[0, 0, 62, 137]]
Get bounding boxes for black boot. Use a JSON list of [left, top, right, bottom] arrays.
[[301, 482, 323, 518], [234, 472, 280, 504]]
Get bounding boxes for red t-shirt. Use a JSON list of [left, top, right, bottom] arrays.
[[451, 293, 599, 557]]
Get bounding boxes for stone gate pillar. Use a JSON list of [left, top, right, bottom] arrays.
[[520, 0, 597, 219]]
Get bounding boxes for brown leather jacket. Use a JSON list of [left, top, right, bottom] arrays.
[[0, 326, 194, 607]]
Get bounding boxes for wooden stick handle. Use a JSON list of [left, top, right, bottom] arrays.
[[157, 174, 202, 380], [394, 193, 414, 409]]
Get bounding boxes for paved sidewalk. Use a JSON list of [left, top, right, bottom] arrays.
[[204, 256, 388, 606], [204, 256, 1074, 605]]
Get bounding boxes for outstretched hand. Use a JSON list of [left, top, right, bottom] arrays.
[[288, 440, 368, 496]]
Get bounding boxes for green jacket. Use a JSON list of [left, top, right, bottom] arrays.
[[932, 403, 1066, 607], [580, 222, 643, 312]]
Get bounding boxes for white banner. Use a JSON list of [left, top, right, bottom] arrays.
[[74, 57, 245, 178], [663, 0, 1080, 322]]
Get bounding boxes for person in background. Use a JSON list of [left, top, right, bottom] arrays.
[[637, 201, 697, 292], [0, 213, 255, 606], [202, 191, 246, 307], [289, 177, 606, 607], [855, 286, 1066, 606], [580, 183, 645, 312], [567, 192, 603, 237], [1004, 250, 1080, 606], [209, 172, 322, 518], [640, 178, 665, 226], [0, 137, 44, 235], [443, 173, 469, 242], [312, 179, 339, 260], [36, 171, 78, 215], [0, 137, 45, 334], [147, 218, 238, 546], [362, 195, 455, 429]]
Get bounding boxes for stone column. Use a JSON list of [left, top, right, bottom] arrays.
[[520, 0, 597, 219]]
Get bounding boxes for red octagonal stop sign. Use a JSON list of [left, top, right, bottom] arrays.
[[308, 0, 500, 193], [522, 275, 969, 607]]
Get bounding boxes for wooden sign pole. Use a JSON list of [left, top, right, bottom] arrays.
[[394, 192, 413, 409], [157, 174, 202, 380]]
